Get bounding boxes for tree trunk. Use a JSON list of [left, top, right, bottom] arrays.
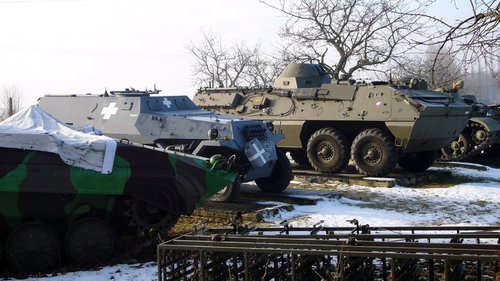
[[8, 97, 13, 117]]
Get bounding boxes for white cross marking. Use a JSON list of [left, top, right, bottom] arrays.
[[248, 142, 267, 163], [163, 98, 172, 108], [101, 102, 118, 120]]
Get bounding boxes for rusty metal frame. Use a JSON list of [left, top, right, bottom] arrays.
[[158, 225, 500, 280]]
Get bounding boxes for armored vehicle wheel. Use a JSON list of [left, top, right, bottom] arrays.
[[306, 128, 350, 173], [125, 199, 178, 235], [255, 150, 292, 193], [6, 222, 59, 272], [351, 129, 398, 176], [440, 133, 470, 161], [290, 150, 311, 167], [65, 218, 116, 266], [398, 151, 437, 172], [210, 180, 240, 202], [468, 122, 490, 147]]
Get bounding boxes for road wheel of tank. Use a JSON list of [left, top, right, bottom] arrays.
[[255, 150, 292, 193], [351, 129, 398, 176], [289, 150, 311, 167], [65, 218, 116, 266], [398, 151, 438, 172], [469, 122, 490, 147], [5, 222, 59, 272], [210, 180, 241, 202], [125, 199, 178, 235], [306, 128, 350, 173], [440, 133, 471, 161]]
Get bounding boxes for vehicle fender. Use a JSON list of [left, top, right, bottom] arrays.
[[470, 117, 500, 133]]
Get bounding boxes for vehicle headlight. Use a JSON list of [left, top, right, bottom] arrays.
[[208, 128, 218, 140], [265, 121, 274, 132]]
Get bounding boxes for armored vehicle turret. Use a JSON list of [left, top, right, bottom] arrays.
[[0, 107, 237, 272], [38, 89, 291, 202], [194, 63, 472, 176]]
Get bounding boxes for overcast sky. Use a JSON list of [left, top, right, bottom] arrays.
[[0, 0, 470, 107]]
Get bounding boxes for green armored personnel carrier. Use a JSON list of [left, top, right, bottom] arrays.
[[194, 63, 471, 176], [0, 106, 237, 272], [38, 89, 291, 202]]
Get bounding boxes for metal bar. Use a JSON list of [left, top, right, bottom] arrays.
[[159, 244, 500, 261], [165, 239, 500, 254], [168, 237, 500, 251], [428, 259, 434, 281], [244, 251, 249, 281], [182, 233, 500, 241], [201, 225, 500, 233]]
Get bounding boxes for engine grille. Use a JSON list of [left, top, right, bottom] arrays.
[[243, 125, 267, 141]]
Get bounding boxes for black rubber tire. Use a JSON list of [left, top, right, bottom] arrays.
[[398, 151, 438, 172], [306, 128, 350, 173], [210, 180, 241, 202], [255, 150, 292, 193], [289, 150, 311, 167], [440, 133, 471, 161], [6, 222, 59, 272], [65, 217, 116, 266], [351, 128, 398, 176]]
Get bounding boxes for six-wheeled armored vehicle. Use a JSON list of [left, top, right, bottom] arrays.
[[194, 63, 471, 176], [38, 89, 292, 202], [0, 106, 237, 272]]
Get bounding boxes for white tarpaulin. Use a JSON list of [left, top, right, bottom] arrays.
[[0, 106, 116, 174]]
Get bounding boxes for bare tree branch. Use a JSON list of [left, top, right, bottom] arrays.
[[410, 0, 499, 83], [262, 0, 431, 79], [187, 31, 281, 87], [1, 86, 23, 120]]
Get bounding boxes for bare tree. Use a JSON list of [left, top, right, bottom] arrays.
[[424, 46, 463, 89], [262, 0, 431, 79], [187, 31, 231, 87], [1, 86, 23, 120], [243, 52, 288, 86], [420, 1, 499, 83], [187, 31, 279, 87], [390, 45, 463, 89]]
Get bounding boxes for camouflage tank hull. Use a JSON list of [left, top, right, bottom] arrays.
[[0, 144, 236, 272]]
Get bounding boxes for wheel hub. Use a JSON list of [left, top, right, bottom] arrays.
[[125, 199, 176, 235], [317, 142, 335, 161], [362, 144, 382, 164], [450, 140, 461, 151], [474, 129, 487, 142]]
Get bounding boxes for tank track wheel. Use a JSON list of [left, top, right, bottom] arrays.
[[351, 128, 398, 176], [290, 150, 311, 167], [5, 222, 59, 272], [210, 180, 241, 202], [124, 199, 178, 236], [65, 217, 116, 266], [469, 122, 490, 147], [440, 133, 471, 161], [255, 149, 292, 193], [306, 128, 350, 173], [398, 150, 437, 172]]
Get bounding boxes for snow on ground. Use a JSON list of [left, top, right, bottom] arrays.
[[7, 164, 500, 281], [19, 262, 157, 281]]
